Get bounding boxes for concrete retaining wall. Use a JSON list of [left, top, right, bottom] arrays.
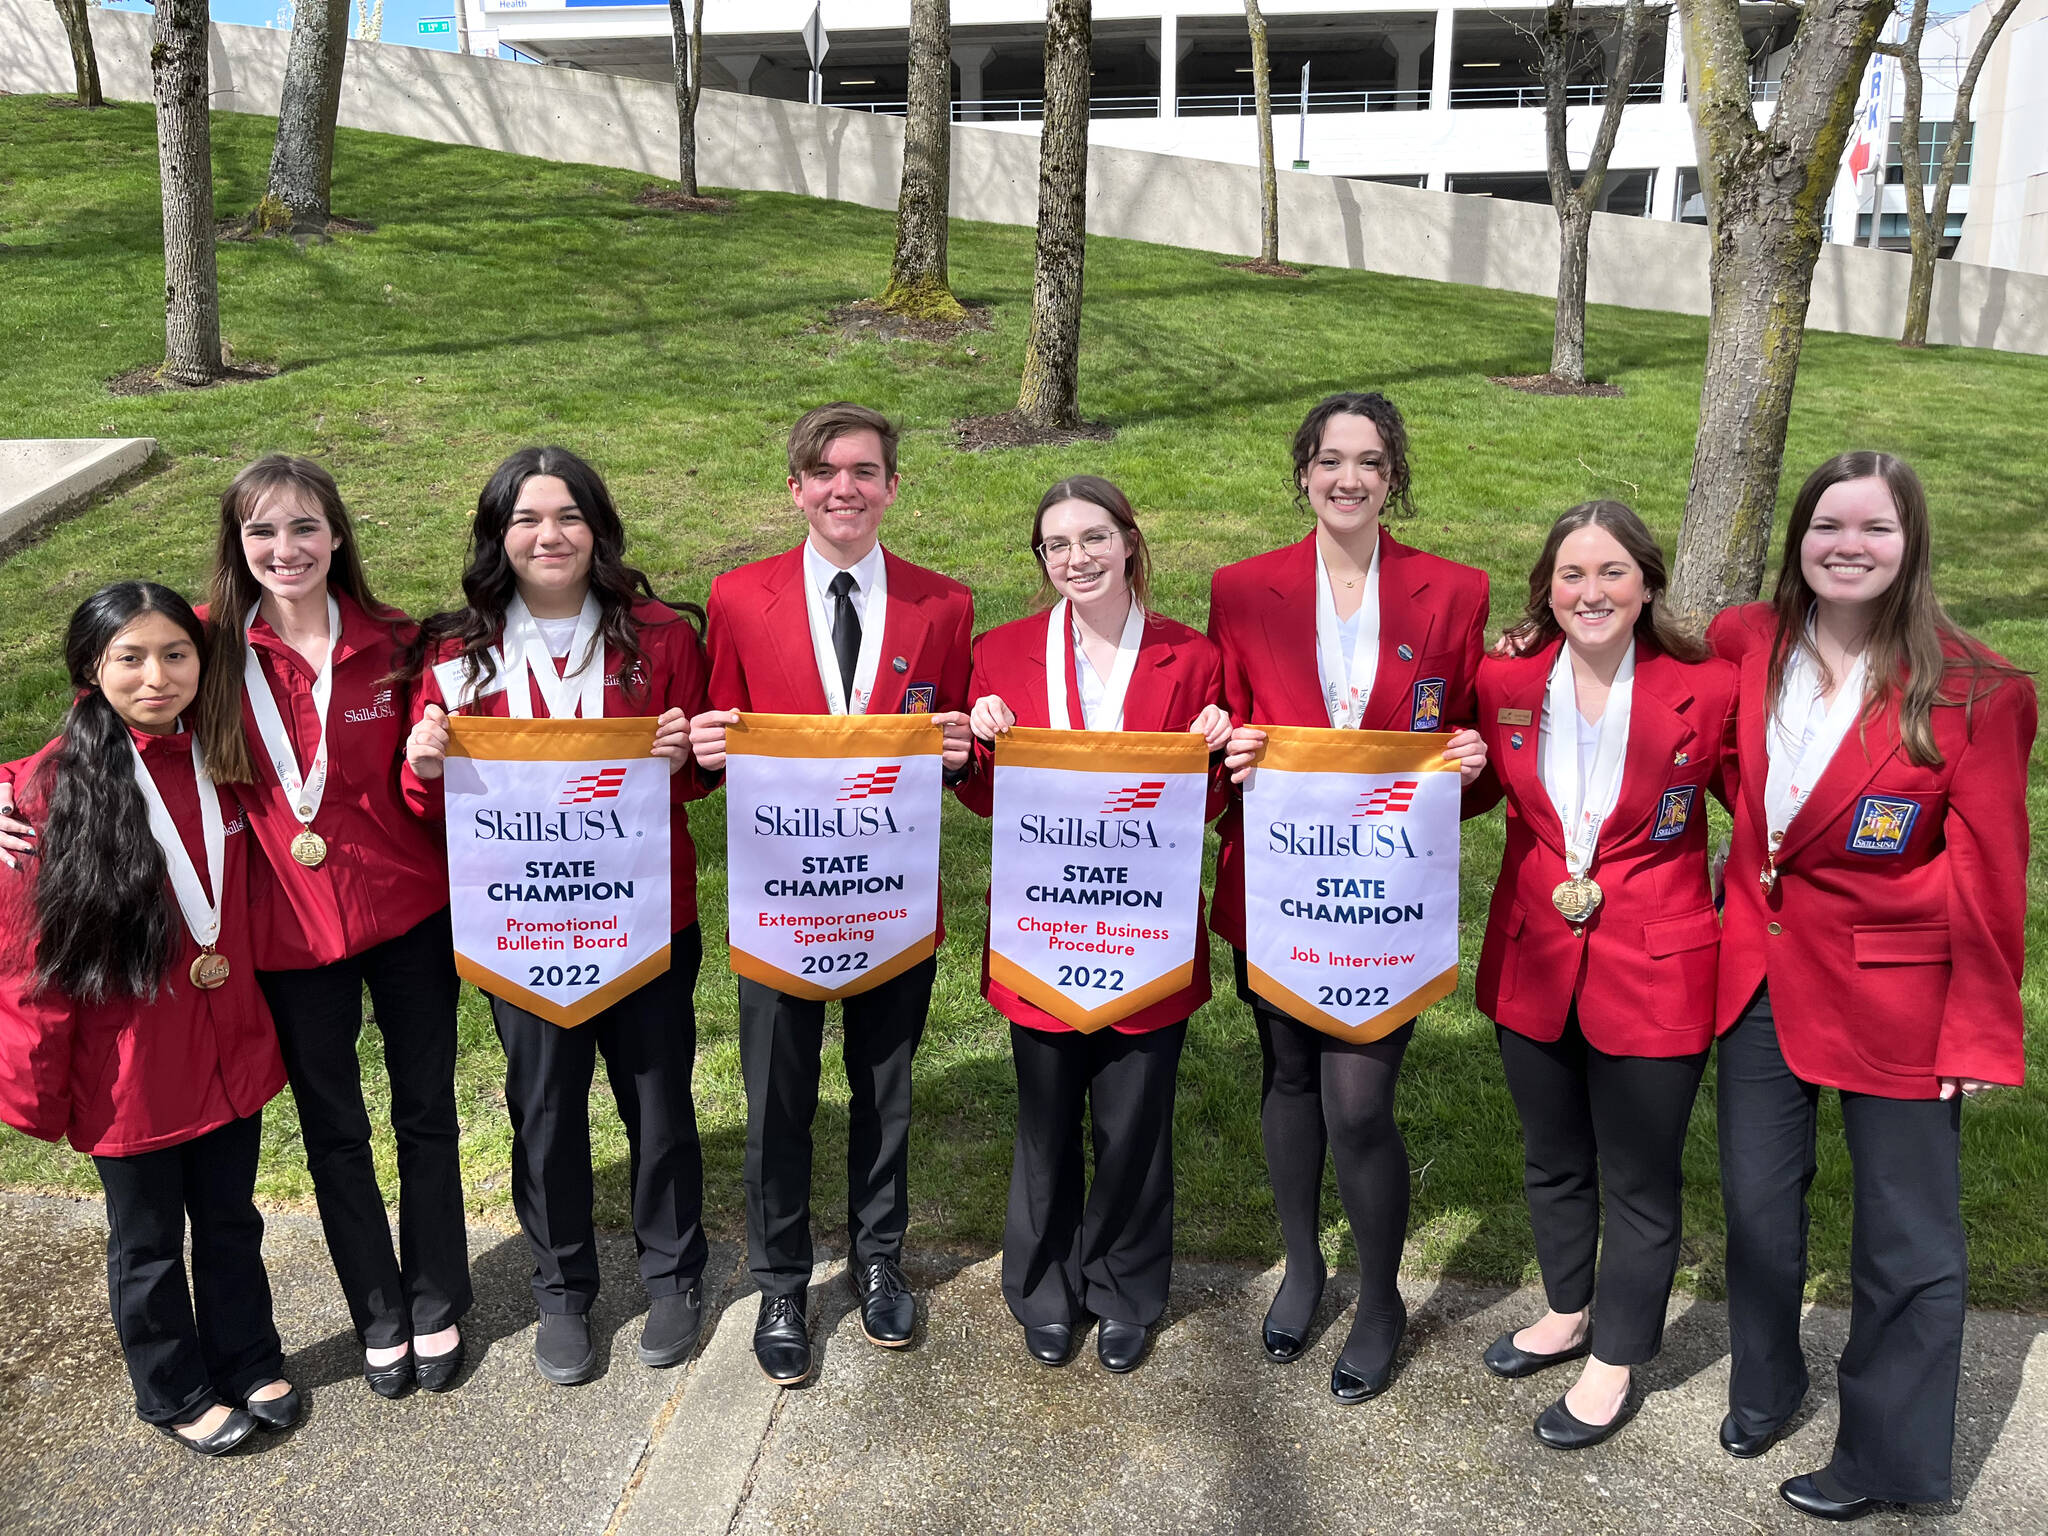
[[5, 0, 2045, 356]]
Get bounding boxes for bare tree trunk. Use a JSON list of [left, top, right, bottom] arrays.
[[153, 0, 225, 386], [1017, 0, 1090, 429], [53, 0, 102, 108], [1667, 0, 1894, 622], [261, 0, 349, 234], [1245, 0, 1278, 264], [881, 0, 965, 319], [668, 0, 705, 195]]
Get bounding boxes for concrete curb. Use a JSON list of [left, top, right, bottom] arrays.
[[0, 438, 157, 555]]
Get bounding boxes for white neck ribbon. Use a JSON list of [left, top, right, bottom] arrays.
[[1314, 538, 1381, 729], [1045, 597, 1144, 732], [803, 552, 888, 715], [498, 592, 606, 719], [242, 593, 340, 830], [1543, 640, 1636, 879], [129, 732, 225, 952]]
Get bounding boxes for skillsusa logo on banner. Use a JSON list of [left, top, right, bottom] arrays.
[[560, 766, 630, 804], [1351, 780, 1419, 818], [837, 764, 902, 801], [1101, 780, 1167, 813]]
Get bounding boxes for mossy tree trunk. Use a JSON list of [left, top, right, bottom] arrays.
[[1667, 0, 1894, 623], [668, 0, 705, 195], [261, 0, 349, 234], [1017, 0, 1090, 429], [881, 0, 965, 319], [54, 0, 102, 108], [153, 0, 225, 385], [1245, 0, 1278, 264]]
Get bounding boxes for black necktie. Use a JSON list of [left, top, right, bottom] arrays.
[[829, 570, 861, 700]]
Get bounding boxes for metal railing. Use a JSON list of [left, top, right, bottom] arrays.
[[1751, 77, 1783, 101], [1174, 87, 1433, 116], [1449, 79, 1666, 109], [840, 95, 1161, 122]]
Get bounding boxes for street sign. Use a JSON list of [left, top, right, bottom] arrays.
[[419, 16, 453, 32], [802, 3, 828, 104]]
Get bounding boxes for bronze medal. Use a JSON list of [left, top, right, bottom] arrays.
[[189, 950, 231, 990], [1551, 876, 1603, 924], [290, 828, 329, 868]]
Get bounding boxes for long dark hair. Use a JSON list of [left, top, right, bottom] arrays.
[[1029, 475, 1157, 613], [1767, 452, 2026, 768], [1504, 500, 1707, 662], [401, 447, 702, 703], [201, 455, 402, 784], [1290, 392, 1416, 519], [27, 583, 207, 1003]]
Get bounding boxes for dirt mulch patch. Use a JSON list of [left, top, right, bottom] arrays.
[[1489, 372, 1624, 398], [817, 299, 994, 346], [632, 186, 737, 215], [1225, 258, 1309, 278], [107, 360, 281, 397], [952, 410, 1116, 452], [217, 211, 378, 243]]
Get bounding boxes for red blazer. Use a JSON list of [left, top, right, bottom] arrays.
[[1206, 527, 1489, 950], [1468, 640, 1737, 1056], [0, 731, 285, 1157], [706, 543, 974, 944], [403, 598, 714, 931], [202, 594, 450, 972], [1709, 603, 2036, 1095], [958, 608, 1225, 1034]]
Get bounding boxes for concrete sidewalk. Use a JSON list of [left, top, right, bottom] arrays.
[[2, 1192, 2043, 1535]]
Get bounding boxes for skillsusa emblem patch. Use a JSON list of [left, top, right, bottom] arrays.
[[900, 684, 936, 715], [1847, 795, 1920, 856], [1409, 678, 1445, 732], [1651, 786, 1696, 841]]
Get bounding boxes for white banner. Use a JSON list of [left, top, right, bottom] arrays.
[[1243, 726, 1461, 1042], [444, 717, 672, 1027], [988, 728, 1208, 1032], [723, 712, 944, 1000]]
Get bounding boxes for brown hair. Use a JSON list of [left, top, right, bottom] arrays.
[[787, 402, 900, 480], [1029, 475, 1156, 613], [1767, 451, 2025, 768], [1505, 500, 1706, 662], [200, 456, 398, 785], [1290, 392, 1416, 519]]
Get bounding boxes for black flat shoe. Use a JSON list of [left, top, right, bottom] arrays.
[[534, 1312, 597, 1386], [1482, 1328, 1591, 1379], [1534, 1389, 1638, 1450], [415, 1336, 465, 1393], [1262, 1315, 1309, 1364], [1096, 1318, 1149, 1374], [243, 1381, 301, 1430], [363, 1348, 414, 1399], [1329, 1316, 1405, 1405], [1023, 1322, 1074, 1366], [638, 1287, 703, 1369], [753, 1294, 812, 1386], [1719, 1411, 1790, 1459], [1779, 1473, 1876, 1522], [848, 1257, 915, 1348], [157, 1407, 258, 1457]]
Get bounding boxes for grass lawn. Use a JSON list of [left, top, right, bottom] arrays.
[[2, 95, 2044, 1309]]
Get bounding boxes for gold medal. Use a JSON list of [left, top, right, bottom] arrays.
[[290, 828, 328, 868], [1552, 876, 1603, 924], [189, 949, 231, 990]]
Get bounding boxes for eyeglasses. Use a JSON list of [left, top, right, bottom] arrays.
[[1036, 528, 1124, 565]]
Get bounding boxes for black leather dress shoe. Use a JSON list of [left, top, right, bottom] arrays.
[[243, 1381, 302, 1431], [638, 1286, 703, 1368], [534, 1312, 598, 1386], [415, 1336, 465, 1393], [1330, 1315, 1405, 1405], [849, 1258, 915, 1348], [1097, 1318, 1149, 1373], [157, 1407, 258, 1457], [1719, 1411, 1790, 1459], [754, 1294, 812, 1385], [1262, 1315, 1308, 1364], [363, 1348, 414, 1399], [1482, 1328, 1591, 1379], [1024, 1322, 1074, 1366], [1779, 1473, 1876, 1522], [1534, 1390, 1638, 1450]]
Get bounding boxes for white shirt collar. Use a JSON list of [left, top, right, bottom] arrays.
[[803, 540, 886, 621]]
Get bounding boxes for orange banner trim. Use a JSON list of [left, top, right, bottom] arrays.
[[1251, 724, 1455, 777], [1247, 962, 1459, 1044], [728, 712, 944, 760], [730, 932, 937, 1001], [447, 715, 659, 761], [987, 952, 1196, 1033], [994, 726, 1211, 774], [458, 942, 674, 1029]]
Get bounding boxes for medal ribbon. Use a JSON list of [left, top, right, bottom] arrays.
[[1044, 597, 1144, 732], [802, 552, 887, 715], [129, 732, 225, 953], [499, 593, 606, 720], [1313, 539, 1381, 729], [242, 593, 339, 836], [1542, 640, 1635, 880], [1763, 633, 1868, 854]]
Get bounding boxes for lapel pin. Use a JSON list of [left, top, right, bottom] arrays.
[[892, 656, 908, 673], [1673, 751, 1688, 765], [1510, 732, 1524, 750], [1397, 644, 1414, 661]]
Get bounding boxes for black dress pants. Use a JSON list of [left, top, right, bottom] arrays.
[[492, 925, 707, 1314], [258, 906, 470, 1349], [738, 955, 935, 1299], [1003, 1020, 1187, 1330], [91, 1114, 284, 1427], [1494, 1011, 1707, 1366], [1719, 987, 1966, 1504]]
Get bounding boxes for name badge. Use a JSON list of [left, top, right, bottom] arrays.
[[1409, 678, 1445, 732], [1497, 707, 1533, 727], [900, 683, 936, 715], [1847, 794, 1920, 856], [1651, 786, 1696, 841]]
